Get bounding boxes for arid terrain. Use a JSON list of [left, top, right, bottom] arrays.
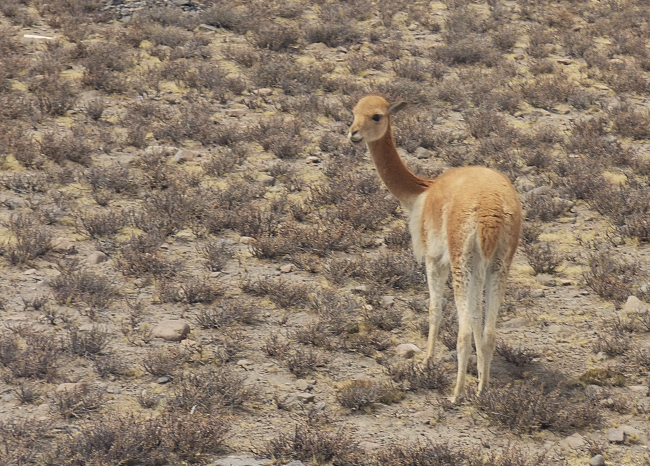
[[1, 0, 650, 465]]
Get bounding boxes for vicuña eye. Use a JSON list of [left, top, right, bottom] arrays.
[[372, 114, 382, 122]]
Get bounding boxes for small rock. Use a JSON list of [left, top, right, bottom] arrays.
[[180, 339, 197, 348], [501, 317, 528, 329], [594, 85, 609, 91], [225, 108, 246, 118], [560, 279, 571, 286], [285, 462, 305, 466], [23, 269, 37, 275], [607, 427, 625, 443], [350, 285, 368, 293], [296, 393, 315, 403], [628, 385, 648, 393], [157, 376, 173, 384], [359, 441, 382, 451], [640, 283, 649, 293], [557, 58, 573, 65], [174, 150, 195, 163], [295, 379, 309, 391], [197, 24, 217, 32], [237, 359, 253, 368], [514, 54, 525, 60], [381, 295, 395, 307], [280, 264, 294, 273], [152, 320, 190, 341], [213, 455, 271, 466], [589, 454, 605, 466], [414, 147, 431, 159], [535, 275, 557, 287], [56, 382, 86, 393], [87, 251, 108, 265], [559, 432, 585, 449], [52, 237, 75, 253], [305, 156, 321, 164], [239, 236, 254, 245], [395, 343, 422, 359], [444, 350, 457, 362], [623, 296, 648, 314], [107, 386, 121, 394], [621, 425, 648, 445], [254, 88, 273, 97]]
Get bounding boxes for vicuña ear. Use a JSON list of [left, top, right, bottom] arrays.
[[388, 101, 407, 114]]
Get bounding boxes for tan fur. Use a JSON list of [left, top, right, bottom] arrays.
[[350, 95, 522, 402]]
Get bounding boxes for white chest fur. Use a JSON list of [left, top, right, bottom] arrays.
[[407, 192, 450, 266]]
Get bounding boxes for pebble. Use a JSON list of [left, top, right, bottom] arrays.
[[87, 251, 108, 265], [395, 343, 422, 359], [589, 454, 605, 466], [157, 376, 173, 384], [607, 427, 625, 443], [152, 320, 191, 341], [280, 264, 294, 273], [559, 432, 585, 449], [239, 236, 254, 245], [51, 237, 76, 253], [213, 455, 271, 466], [381, 295, 395, 306], [501, 317, 529, 329], [623, 295, 648, 314], [56, 382, 86, 393], [296, 393, 315, 403], [295, 379, 309, 391]]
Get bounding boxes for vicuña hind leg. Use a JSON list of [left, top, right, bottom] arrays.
[[451, 264, 473, 404], [423, 258, 449, 364], [478, 260, 508, 394]]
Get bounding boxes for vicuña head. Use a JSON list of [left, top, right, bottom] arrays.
[[349, 94, 523, 403]]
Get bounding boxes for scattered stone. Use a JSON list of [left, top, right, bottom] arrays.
[[395, 343, 422, 359], [640, 283, 649, 293], [24, 34, 54, 40], [530, 289, 545, 298], [607, 427, 625, 443], [559, 432, 585, 449], [23, 269, 37, 275], [628, 385, 648, 393], [174, 150, 195, 163], [359, 441, 382, 452], [444, 350, 457, 362], [305, 156, 321, 164], [197, 23, 217, 32], [225, 109, 246, 117], [535, 275, 557, 287], [350, 285, 368, 294], [589, 454, 605, 466], [237, 359, 253, 369], [152, 320, 190, 341], [56, 382, 86, 393], [254, 88, 273, 97], [296, 393, 315, 404], [213, 455, 271, 466], [157, 376, 173, 384], [381, 295, 395, 307], [52, 237, 75, 253], [239, 236, 254, 245], [560, 279, 571, 286], [623, 296, 648, 314], [514, 54, 525, 60], [501, 317, 528, 329], [621, 425, 648, 445], [414, 147, 431, 159], [87, 251, 108, 265], [557, 58, 573, 65], [594, 85, 609, 91], [180, 339, 198, 348], [107, 386, 121, 394], [295, 379, 309, 391], [280, 264, 294, 273]]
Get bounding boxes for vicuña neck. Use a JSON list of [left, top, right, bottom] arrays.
[[366, 118, 430, 211]]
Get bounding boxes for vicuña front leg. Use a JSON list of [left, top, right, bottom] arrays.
[[423, 259, 449, 364]]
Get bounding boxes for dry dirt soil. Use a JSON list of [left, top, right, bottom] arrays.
[[1, 0, 650, 465]]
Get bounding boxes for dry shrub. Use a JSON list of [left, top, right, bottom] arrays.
[[141, 346, 189, 377], [337, 379, 403, 411], [521, 76, 576, 110], [50, 264, 118, 312], [610, 101, 650, 140], [194, 298, 260, 329], [0, 329, 60, 381], [115, 233, 181, 278], [523, 242, 562, 275], [75, 209, 125, 239], [41, 412, 228, 465], [38, 128, 93, 166], [242, 277, 311, 309], [386, 358, 452, 391], [582, 245, 640, 304], [475, 379, 601, 434], [0, 417, 52, 466], [495, 341, 539, 367], [264, 425, 361, 466], [1, 213, 53, 264], [157, 275, 224, 304], [170, 366, 254, 412], [52, 383, 105, 418], [195, 239, 233, 272], [250, 21, 300, 51], [27, 74, 78, 116], [65, 324, 110, 357]]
